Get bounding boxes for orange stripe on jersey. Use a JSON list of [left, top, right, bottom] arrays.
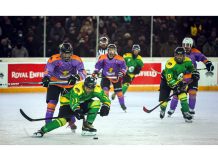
[[191, 48, 201, 53], [71, 54, 83, 62], [184, 73, 192, 79], [48, 54, 61, 63], [98, 54, 108, 61], [114, 55, 124, 61]]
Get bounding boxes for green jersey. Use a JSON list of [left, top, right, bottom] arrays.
[[163, 57, 194, 88], [123, 53, 144, 78], [63, 81, 111, 111]]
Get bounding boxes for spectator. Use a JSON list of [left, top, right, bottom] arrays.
[[0, 37, 12, 57], [49, 21, 66, 42], [160, 34, 177, 57], [11, 40, 29, 57]]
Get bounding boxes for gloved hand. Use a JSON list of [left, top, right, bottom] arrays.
[[118, 71, 125, 78], [205, 61, 214, 72], [68, 74, 80, 85], [100, 104, 110, 116], [92, 71, 99, 79], [174, 81, 186, 94], [73, 108, 84, 120], [42, 76, 50, 87], [192, 70, 200, 81]]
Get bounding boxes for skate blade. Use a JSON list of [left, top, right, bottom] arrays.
[[185, 119, 193, 123], [81, 131, 97, 136]]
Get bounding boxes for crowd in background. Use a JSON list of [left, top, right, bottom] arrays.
[[0, 16, 218, 58]]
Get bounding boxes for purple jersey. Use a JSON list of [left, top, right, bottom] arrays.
[[186, 48, 208, 68], [94, 54, 127, 77], [44, 54, 86, 81]]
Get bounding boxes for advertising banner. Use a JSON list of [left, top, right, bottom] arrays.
[[8, 64, 45, 87], [132, 63, 161, 85]]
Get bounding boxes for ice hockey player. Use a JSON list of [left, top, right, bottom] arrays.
[[42, 42, 86, 131], [33, 76, 111, 137], [159, 47, 194, 123], [167, 37, 214, 117], [111, 44, 144, 100], [97, 36, 109, 58], [92, 44, 127, 112]]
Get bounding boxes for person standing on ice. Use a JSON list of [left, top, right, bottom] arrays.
[[167, 37, 214, 117], [42, 42, 86, 131], [159, 47, 194, 123], [111, 44, 144, 100], [33, 76, 111, 137], [92, 44, 127, 112]]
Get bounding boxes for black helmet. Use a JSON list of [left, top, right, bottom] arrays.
[[174, 47, 185, 64], [59, 43, 73, 53], [174, 47, 185, 55], [84, 76, 97, 89]]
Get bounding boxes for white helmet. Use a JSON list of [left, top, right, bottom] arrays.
[[182, 37, 194, 48]]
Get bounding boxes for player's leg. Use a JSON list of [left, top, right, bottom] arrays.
[[179, 93, 193, 123], [45, 85, 61, 124], [113, 80, 127, 111], [80, 100, 101, 135], [159, 78, 171, 119], [167, 95, 178, 117], [188, 80, 198, 116], [33, 105, 71, 137]]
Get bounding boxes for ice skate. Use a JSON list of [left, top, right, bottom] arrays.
[[189, 109, 195, 117], [182, 111, 193, 123], [167, 109, 175, 117], [111, 93, 116, 100], [160, 110, 165, 119], [32, 129, 44, 138], [120, 104, 127, 112], [81, 121, 97, 136]]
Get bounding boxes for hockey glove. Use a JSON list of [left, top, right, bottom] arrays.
[[192, 70, 200, 81], [100, 104, 110, 117], [118, 71, 125, 78], [68, 74, 80, 85], [174, 81, 186, 94], [73, 108, 84, 120], [42, 76, 50, 87], [205, 61, 214, 72], [133, 67, 141, 74]]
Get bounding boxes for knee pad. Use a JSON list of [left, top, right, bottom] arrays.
[[47, 102, 57, 112], [178, 93, 187, 101], [189, 89, 197, 95]]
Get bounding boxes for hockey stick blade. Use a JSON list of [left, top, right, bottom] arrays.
[[20, 109, 34, 121], [143, 106, 151, 113]]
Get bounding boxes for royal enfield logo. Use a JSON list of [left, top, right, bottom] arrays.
[[0, 72, 4, 78], [11, 71, 44, 79], [135, 70, 158, 77]]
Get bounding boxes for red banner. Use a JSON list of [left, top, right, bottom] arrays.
[[132, 63, 161, 85], [8, 64, 45, 86]]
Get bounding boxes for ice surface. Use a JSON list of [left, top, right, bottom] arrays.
[[0, 91, 218, 145]]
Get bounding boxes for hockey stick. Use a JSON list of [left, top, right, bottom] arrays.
[[0, 81, 68, 86], [87, 73, 118, 79], [143, 79, 193, 113], [143, 93, 176, 113], [196, 68, 214, 77], [20, 109, 99, 122]]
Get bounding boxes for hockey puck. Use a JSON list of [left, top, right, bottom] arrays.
[[93, 137, 98, 140]]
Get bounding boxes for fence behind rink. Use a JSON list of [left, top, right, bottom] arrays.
[[0, 57, 218, 93]]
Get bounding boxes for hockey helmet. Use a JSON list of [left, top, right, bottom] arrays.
[[84, 76, 97, 89], [174, 47, 185, 64], [182, 37, 193, 53], [59, 42, 73, 54]]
